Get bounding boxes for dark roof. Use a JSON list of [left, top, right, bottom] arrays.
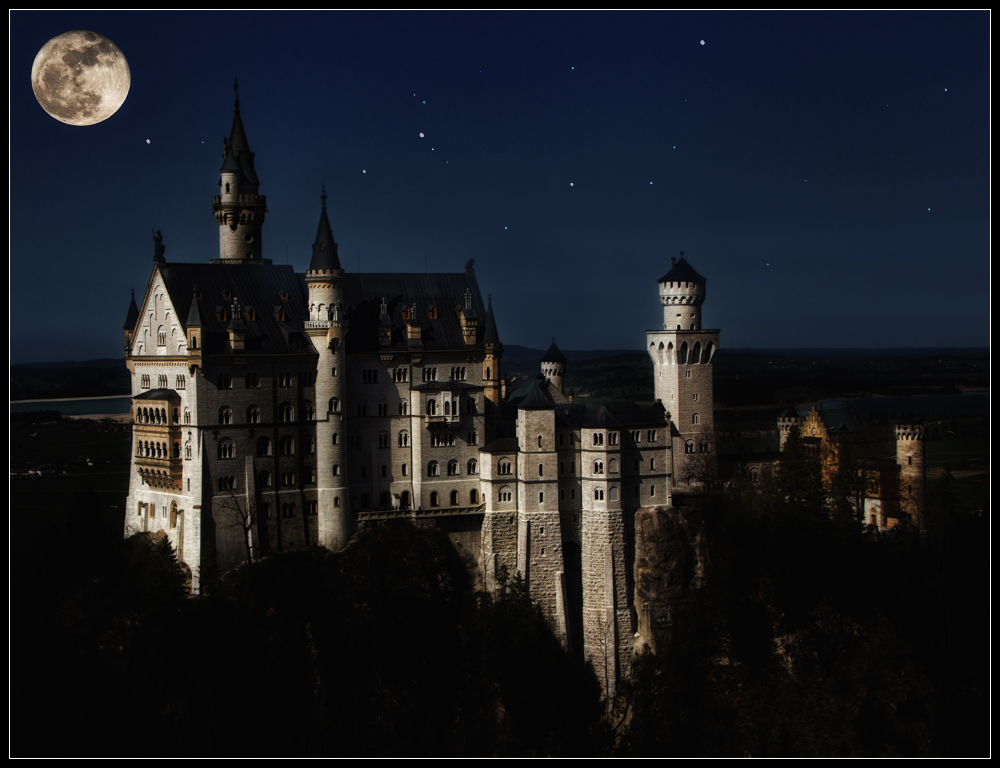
[[658, 256, 705, 284], [551, 400, 665, 430], [185, 287, 203, 327], [514, 379, 555, 411], [341, 271, 488, 354], [124, 290, 139, 331], [158, 262, 309, 356], [219, 84, 259, 187], [308, 187, 342, 273], [482, 297, 500, 346], [134, 388, 181, 401], [541, 340, 567, 364], [480, 436, 520, 454]]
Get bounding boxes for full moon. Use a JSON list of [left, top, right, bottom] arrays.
[[31, 30, 130, 126]]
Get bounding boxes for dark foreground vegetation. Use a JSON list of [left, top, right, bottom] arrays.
[[617, 474, 988, 757], [12, 470, 987, 756]]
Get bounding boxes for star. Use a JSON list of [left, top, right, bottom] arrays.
[[419, 132, 424, 137], [145, 139, 150, 144], [700, 40, 705, 45]]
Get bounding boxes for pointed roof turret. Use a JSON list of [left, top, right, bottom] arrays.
[[220, 79, 259, 187], [308, 185, 342, 273], [185, 286, 203, 327], [541, 338, 567, 364], [658, 251, 705, 284], [483, 295, 501, 346], [124, 289, 139, 331]]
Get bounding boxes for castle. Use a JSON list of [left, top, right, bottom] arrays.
[[123, 86, 724, 692]]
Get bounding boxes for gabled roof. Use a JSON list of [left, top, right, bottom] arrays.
[[658, 256, 705, 284]]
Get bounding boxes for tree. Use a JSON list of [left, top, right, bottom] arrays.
[[219, 487, 261, 566], [775, 426, 825, 515], [681, 423, 719, 493], [830, 419, 881, 530]]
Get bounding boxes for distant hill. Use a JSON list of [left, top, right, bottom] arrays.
[[11, 358, 131, 402]]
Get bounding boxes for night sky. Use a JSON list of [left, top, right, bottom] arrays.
[[10, 11, 990, 364]]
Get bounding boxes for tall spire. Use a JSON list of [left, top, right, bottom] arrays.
[[221, 78, 258, 187], [309, 184, 342, 273]]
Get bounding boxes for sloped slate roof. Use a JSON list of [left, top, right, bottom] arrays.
[[342, 271, 488, 354], [134, 388, 181, 401], [159, 262, 309, 356], [541, 340, 567, 363], [658, 257, 705, 284]]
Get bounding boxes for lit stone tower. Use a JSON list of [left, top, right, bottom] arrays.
[[646, 254, 720, 487], [213, 80, 267, 263], [305, 186, 351, 550], [895, 423, 926, 532], [540, 339, 567, 395]]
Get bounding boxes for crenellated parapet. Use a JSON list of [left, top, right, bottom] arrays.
[[894, 424, 926, 441]]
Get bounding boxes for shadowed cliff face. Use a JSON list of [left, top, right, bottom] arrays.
[[632, 506, 710, 655]]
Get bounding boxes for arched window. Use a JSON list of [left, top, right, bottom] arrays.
[[257, 437, 272, 457], [247, 405, 260, 424], [398, 430, 409, 448], [184, 442, 192, 460], [428, 461, 439, 477], [218, 439, 234, 460], [610, 486, 619, 501], [329, 397, 340, 413], [399, 400, 409, 416], [470, 489, 479, 504], [430, 492, 439, 507], [448, 460, 459, 476], [594, 461, 604, 474], [685, 441, 695, 454], [609, 459, 619, 474], [281, 436, 295, 456], [499, 486, 512, 503], [467, 458, 478, 475], [219, 407, 232, 425], [427, 399, 437, 416], [378, 401, 388, 416], [444, 400, 451, 416], [258, 470, 272, 488], [450, 490, 459, 506], [594, 488, 604, 501], [400, 491, 410, 509], [700, 440, 709, 453], [280, 403, 294, 422], [332, 464, 340, 477], [498, 459, 512, 475], [183, 408, 191, 425], [693, 413, 700, 425], [593, 432, 604, 446], [357, 401, 368, 417]]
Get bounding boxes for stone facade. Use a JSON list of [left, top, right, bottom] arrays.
[[123, 89, 724, 695]]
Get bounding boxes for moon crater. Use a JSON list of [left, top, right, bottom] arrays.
[[31, 30, 130, 126]]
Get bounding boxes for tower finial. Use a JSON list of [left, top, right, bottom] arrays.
[[233, 78, 239, 110], [321, 184, 327, 209]]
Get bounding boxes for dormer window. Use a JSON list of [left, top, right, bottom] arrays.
[[428, 306, 439, 320]]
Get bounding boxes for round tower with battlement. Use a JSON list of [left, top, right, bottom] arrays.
[[778, 409, 805, 450], [646, 254, 720, 490], [540, 339, 567, 395], [895, 423, 926, 532]]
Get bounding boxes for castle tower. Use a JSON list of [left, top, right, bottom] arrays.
[[515, 388, 567, 644], [778, 407, 804, 450], [540, 339, 567, 395], [895, 423, 926, 532], [646, 255, 720, 488], [579, 408, 633, 698], [305, 186, 351, 550], [213, 81, 268, 262]]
